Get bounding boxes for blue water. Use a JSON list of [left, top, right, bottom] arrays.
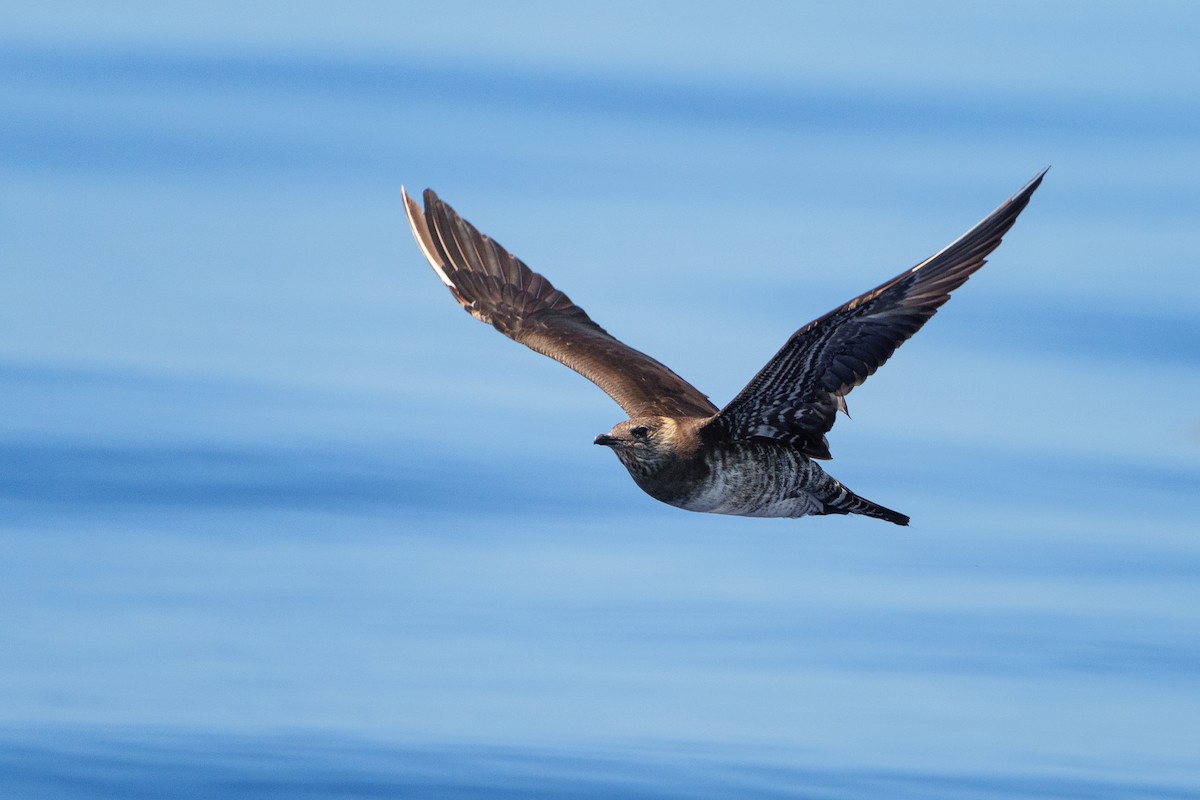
[[2, 4, 1199, 797]]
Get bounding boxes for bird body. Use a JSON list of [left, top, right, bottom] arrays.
[[403, 172, 1045, 525], [594, 417, 907, 523]]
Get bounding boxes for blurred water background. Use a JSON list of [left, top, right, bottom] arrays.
[[2, 2, 1198, 797]]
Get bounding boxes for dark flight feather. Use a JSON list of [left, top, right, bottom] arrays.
[[705, 169, 1047, 459]]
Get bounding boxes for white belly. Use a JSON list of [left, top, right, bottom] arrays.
[[664, 447, 831, 518]]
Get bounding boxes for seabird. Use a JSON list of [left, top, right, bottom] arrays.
[[403, 171, 1045, 525]]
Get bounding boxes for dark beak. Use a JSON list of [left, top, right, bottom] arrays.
[[593, 433, 620, 447]]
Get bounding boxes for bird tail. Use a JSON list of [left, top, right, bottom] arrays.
[[822, 485, 910, 526]]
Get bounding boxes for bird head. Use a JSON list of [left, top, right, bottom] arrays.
[[594, 417, 686, 472]]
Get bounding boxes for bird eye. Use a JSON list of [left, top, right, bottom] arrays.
[[631, 426, 650, 439]]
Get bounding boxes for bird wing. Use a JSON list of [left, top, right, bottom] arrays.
[[404, 187, 719, 419], [704, 170, 1046, 459]]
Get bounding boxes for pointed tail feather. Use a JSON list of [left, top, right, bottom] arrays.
[[822, 485, 910, 526]]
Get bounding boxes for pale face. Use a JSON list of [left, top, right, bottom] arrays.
[[593, 417, 681, 471]]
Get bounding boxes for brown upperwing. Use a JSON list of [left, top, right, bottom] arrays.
[[404, 188, 719, 420]]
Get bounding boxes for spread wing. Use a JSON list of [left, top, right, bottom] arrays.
[[404, 188, 719, 419], [704, 170, 1046, 459]]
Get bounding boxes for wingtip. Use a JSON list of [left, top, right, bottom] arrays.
[[995, 168, 1047, 222], [401, 184, 420, 219], [1020, 167, 1049, 197], [402, 185, 459, 292]]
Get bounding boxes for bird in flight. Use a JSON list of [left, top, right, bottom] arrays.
[[403, 171, 1045, 525]]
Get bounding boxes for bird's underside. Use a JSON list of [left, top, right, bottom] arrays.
[[403, 171, 1045, 524]]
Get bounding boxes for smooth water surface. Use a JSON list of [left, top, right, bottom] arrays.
[[2, 3, 1198, 797]]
